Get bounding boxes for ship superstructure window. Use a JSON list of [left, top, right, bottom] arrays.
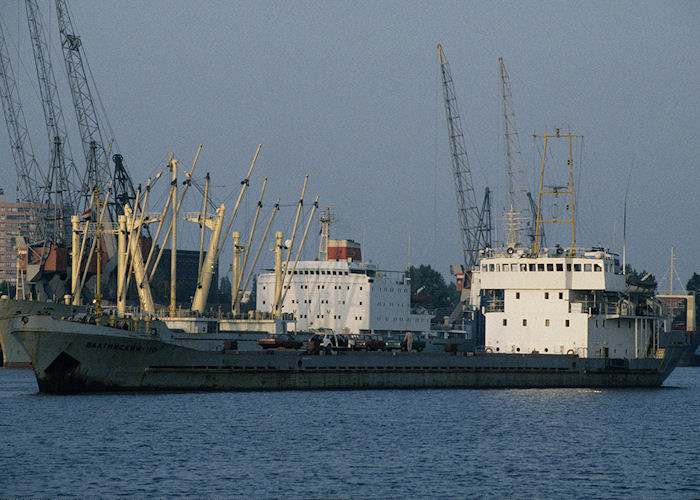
[[529, 264, 536, 271], [520, 264, 527, 272], [547, 264, 554, 271], [545, 319, 550, 326], [565, 320, 570, 327], [574, 264, 581, 271], [584, 264, 592, 272], [502, 265, 508, 272], [594, 264, 602, 271], [545, 292, 549, 299], [511, 264, 518, 271], [567, 263, 572, 271], [538, 264, 545, 271], [559, 292, 563, 299], [522, 319, 527, 326], [556, 263, 564, 271], [516, 292, 520, 299], [503, 319, 507, 326]]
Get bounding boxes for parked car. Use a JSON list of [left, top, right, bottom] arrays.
[[309, 331, 349, 352], [348, 333, 386, 351], [385, 333, 426, 352], [385, 336, 402, 351], [258, 333, 303, 349]]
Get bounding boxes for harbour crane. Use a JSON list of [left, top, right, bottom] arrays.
[[0, 19, 48, 244], [499, 57, 530, 249], [26, 0, 81, 244], [438, 44, 491, 273], [55, 0, 137, 222]]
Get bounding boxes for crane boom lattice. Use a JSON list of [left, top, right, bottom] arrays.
[[27, 0, 81, 243], [0, 19, 49, 249], [55, 0, 136, 221], [438, 44, 489, 271], [0, 21, 47, 208], [499, 57, 529, 249]]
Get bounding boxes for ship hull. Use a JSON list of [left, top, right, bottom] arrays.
[[0, 299, 83, 367], [13, 315, 685, 393]]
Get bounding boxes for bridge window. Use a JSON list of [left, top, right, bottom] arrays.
[[556, 263, 564, 271], [547, 264, 554, 271], [537, 264, 545, 271], [584, 264, 592, 272]]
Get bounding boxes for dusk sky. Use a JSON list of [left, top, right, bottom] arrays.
[[1, 1, 698, 290]]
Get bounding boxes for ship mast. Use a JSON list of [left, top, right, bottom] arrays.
[[533, 128, 582, 254], [318, 207, 335, 261], [660, 247, 686, 295]]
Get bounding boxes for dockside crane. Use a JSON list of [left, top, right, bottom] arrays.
[[438, 44, 491, 274], [0, 20, 48, 241], [499, 57, 530, 249], [26, 0, 81, 244], [55, 0, 137, 222]]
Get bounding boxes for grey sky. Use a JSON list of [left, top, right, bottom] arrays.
[[1, 0, 698, 290]]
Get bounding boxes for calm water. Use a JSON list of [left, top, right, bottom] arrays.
[[1, 367, 699, 498]]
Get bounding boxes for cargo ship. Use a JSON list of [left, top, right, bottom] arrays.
[[9, 128, 689, 392], [11, 221, 688, 391], [10, 274, 686, 392]]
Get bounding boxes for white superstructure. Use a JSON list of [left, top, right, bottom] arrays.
[[256, 239, 431, 336], [471, 247, 663, 358]]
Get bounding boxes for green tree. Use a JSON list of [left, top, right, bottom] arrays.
[[624, 265, 656, 291], [686, 273, 700, 293], [407, 264, 458, 310]]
